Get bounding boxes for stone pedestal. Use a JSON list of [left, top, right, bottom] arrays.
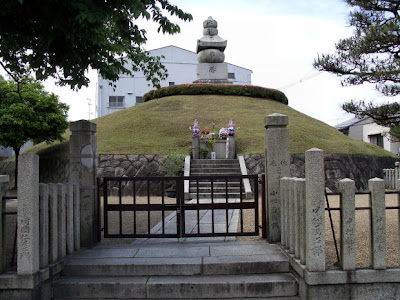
[[69, 121, 98, 248], [194, 63, 230, 83], [264, 113, 290, 243], [197, 138, 236, 159]]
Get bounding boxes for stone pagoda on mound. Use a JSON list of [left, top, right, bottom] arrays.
[[193, 16, 231, 84]]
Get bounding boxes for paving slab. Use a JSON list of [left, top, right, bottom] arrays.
[[133, 197, 240, 245], [63, 257, 202, 276], [146, 273, 297, 299], [203, 253, 290, 275], [210, 242, 283, 256], [135, 245, 210, 258], [53, 276, 147, 299], [71, 247, 139, 258]]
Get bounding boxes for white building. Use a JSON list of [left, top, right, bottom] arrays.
[[335, 117, 400, 155], [0, 141, 34, 159], [96, 45, 252, 117]]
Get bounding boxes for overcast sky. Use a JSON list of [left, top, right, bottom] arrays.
[[40, 0, 397, 125]]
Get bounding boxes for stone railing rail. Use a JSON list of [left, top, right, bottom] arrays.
[[0, 154, 80, 277], [279, 148, 400, 293], [383, 161, 400, 189]]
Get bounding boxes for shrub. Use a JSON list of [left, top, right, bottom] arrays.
[[143, 84, 288, 105], [161, 153, 185, 177]]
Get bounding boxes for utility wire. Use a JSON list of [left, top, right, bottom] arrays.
[[278, 70, 323, 90]]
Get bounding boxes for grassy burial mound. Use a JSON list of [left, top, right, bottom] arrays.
[[28, 85, 393, 157], [92, 94, 392, 156]]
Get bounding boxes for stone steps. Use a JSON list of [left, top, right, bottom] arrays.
[[191, 168, 241, 174], [52, 241, 298, 299], [191, 159, 239, 165], [189, 158, 244, 200], [53, 274, 298, 299], [189, 192, 244, 199], [189, 186, 241, 193], [61, 253, 289, 277]]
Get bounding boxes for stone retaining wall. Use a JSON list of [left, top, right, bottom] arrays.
[[1, 153, 398, 193], [98, 154, 167, 196], [245, 153, 399, 192]]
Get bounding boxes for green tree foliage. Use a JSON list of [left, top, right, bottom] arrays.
[[314, 0, 399, 96], [0, 76, 69, 187], [0, 0, 192, 89], [342, 100, 400, 138], [314, 0, 400, 137]]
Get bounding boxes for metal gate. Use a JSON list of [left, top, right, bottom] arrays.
[[100, 174, 265, 239]]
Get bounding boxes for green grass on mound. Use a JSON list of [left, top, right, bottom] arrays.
[[28, 94, 394, 157]]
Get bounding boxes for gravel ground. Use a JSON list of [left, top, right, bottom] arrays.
[[238, 193, 400, 269]]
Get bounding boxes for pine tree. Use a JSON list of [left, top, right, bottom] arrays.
[[314, 0, 400, 136]]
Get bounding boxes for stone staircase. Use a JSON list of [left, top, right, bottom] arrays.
[[189, 159, 244, 199], [52, 241, 299, 299]]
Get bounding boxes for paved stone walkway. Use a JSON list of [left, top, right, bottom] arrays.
[[133, 198, 240, 245]]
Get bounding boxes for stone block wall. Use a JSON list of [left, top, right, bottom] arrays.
[[98, 154, 164, 178], [245, 153, 399, 192], [1, 151, 398, 193], [98, 154, 168, 196]]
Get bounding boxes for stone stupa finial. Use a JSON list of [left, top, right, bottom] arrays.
[[193, 16, 231, 84]]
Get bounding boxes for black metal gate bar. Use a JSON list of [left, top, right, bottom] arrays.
[[181, 174, 259, 238], [261, 174, 267, 238], [103, 176, 180, 238], [254, 176, 259, 236], [147, 179, 150, 235], [118, 180, 122, 236], [176, 178, 183, 237], [161, 180, 165, 235], [211, 179, 215, 234], [225, 178, 229, 235], [133, 180, 137, 236], [240, 177, 243, 233], [103, 178, 109, 237], [102, 174, 262, 239]]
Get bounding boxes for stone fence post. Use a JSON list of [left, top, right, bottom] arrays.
[[69, 120, 98, 248], [369, 178, 386, 269], [264, 113, 290, 243], [339, 178, 356, 270], [17, 153, 39, 275], [0, 175, 9, 274], [305, 148, 325, 272]]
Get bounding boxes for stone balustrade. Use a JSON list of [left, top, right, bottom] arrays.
[[280, 148, 395, 273], [383, 162, 400, 189], [15, 154, 80, 276]]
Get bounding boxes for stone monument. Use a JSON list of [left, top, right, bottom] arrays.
[[193, 16, 231, 84]]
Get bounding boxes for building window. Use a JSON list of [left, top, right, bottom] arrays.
[[369, 134, 384, 148], [136, 96, 143, 104], [228, 73, 235, 79], [109, 96, 124, 108], [169, 82, 175, 86]]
